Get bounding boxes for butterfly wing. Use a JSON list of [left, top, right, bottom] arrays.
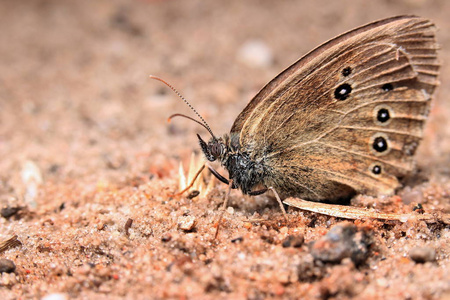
[[231, 16, 439, 201]]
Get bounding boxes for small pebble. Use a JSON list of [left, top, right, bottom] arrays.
[[401, 187, 424, 204], [161, 233, 172, 242], [124, 218, 133, 236], [412, 203, 425, 214], [0, 258, 16, 273], [178, 216, 197, 231], [409, 246, 436, 263], [187, 190, 200, 199], [231, 236, 244, 243], [282, 234, 304, 248], [310, 222, 372, 265], [279, 226, 289, 234], [41, 293, 68, 300], [1, 206, 22, 219], [0, 272, 17, 286]]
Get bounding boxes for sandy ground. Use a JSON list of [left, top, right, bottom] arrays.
[[0, 0, 449, 299]]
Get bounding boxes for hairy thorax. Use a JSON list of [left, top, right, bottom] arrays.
[[222, 134, 268, 194], [198, 132, 271, 194]]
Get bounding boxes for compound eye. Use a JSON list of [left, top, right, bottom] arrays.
[[211, 143, 222, 157]]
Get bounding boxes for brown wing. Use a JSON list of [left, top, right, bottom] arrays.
[[231, 16, 439, 200]]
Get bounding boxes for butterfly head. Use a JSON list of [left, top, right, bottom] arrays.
[[197, 134, 227, 162]]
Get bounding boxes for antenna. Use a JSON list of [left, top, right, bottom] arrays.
[[149, 75, 216, 139], [168, 113, 215, 137]]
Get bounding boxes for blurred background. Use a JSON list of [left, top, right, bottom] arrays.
[[1, 0, 449, 182], [0, 2, 449, 298]]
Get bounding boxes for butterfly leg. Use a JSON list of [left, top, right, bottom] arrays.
[[207, 165, 237, 189], [249, 187, 288, 222], [215, 179, 234, 239], [169, 164, 205, 197], [268, 187, 288, 223], [248, 188, 268, 196]]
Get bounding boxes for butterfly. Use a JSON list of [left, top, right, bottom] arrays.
[[154, 15, 439, 229]]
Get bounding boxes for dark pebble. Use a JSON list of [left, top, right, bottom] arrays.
[[161, 233, 172, 242], [310, 222, 372, 265], [412, 203, 425, 214], [409, 246, 436, 263], [0, 258, 16, 273], [282, 234, 304, 248], [1, 206, 22, 219], [231, 236, 244, 243], [187, 190, 200, 199], [48, 164, 60, 173], [124, 218, 133, 236], [260, 234, 275, 244]]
